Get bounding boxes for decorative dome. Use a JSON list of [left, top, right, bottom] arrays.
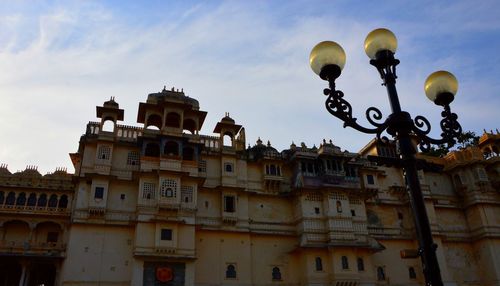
[[103, 97, 119, 108], [247, 138, 280, 160], [147, 86, 200, 109], [221, 112, 235, 124]]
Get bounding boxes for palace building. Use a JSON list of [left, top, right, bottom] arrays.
[[0, 87, 499, 286]]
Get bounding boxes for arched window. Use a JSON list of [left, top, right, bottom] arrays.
[[0, 191, 4, 205], [182, 146, 194, 161], [27, 193, 37, 206], [315, 257, 323, 271], [145, 143, 160, 157], [225, 163, 233, 173], [183, 118, 196, 134], [225, 264, 236, 279], [341, 256, 349, 269], [102, 119, 115, 132], [357, 257, 364, 271], [272, 267, 282, 280], [223, 132, 233, 147], [6, 192, 15, 205], [165, 112, 181, 128], [145, 114, 162, 130], [16, 192, 26, 206], [409, 267, 416, 279], [59, 195, 68, 208], [37, 194, 47, 207], [336, 200, 342, 213], [48, 194, 58, 208], [377, 267, 386, 281], [164, 141, 179, 156]]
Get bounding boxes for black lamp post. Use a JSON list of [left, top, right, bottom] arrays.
[[310, 28, 463, 286]]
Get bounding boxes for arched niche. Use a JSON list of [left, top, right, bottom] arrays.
[[165, 112, 181, 128], [145, 114, 162, 130], [34, 221, 62, 244], [3, 220, 30, 242], [223, 131, 233, 147], [145, 142, 161, 157], [183, 118, 197, 134], [102, 116, 115, 132], [164, 141, 179, 156]]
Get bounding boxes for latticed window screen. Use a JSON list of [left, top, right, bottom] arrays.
[[160, 178, 177, 198], [198, 160, 207, 172], [142, 182, 156, 199], [127, 151, 140, 165], [181, 185, 194, 203], [97, 145, 111, 160]]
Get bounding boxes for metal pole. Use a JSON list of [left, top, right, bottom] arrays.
[[385, 78, 444, 286]]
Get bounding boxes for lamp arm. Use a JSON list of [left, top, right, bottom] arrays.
[[324, 86, 389, 140], [412, 105, 462, 152]]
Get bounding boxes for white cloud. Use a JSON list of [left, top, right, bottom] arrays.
[[0, 1, 498, 173]]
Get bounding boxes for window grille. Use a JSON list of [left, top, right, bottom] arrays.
[[160, 178, 177, 198], [127, 151, 140, 165], [181, 185, 194, 203], [198, 160, 207, 172], [97, 145, 111, 160], [142, 182, 156, 199]]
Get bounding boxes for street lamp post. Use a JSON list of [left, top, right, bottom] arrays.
[[310, 28, 463, 286]]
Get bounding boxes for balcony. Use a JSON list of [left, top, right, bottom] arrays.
[[160, 157, 182, 171], [0, 240, 66, 257], [0, 204, 70, 216]]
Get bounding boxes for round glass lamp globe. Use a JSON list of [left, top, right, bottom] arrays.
[[364, 28, 398, 59], [310, 41, 346, 76], [424, 71, 458, 102]]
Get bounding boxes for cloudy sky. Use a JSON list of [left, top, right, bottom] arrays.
[[1, 0, 499, 174]]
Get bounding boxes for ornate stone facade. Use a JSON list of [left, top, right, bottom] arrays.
[[1, 88, 499, 286]]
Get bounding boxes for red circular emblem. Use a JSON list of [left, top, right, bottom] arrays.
[[156, 267, 173, 282]]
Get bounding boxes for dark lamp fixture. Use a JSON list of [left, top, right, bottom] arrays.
[[424, 70, 458, 105], [310, 27, 463, 286], [364, 28, 398, 60], [309, 41, 346, 80]]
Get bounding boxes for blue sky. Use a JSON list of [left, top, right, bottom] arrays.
[[1, 0, 499, 173]]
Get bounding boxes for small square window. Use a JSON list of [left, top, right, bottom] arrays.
[[225, 163, 233, 173], [161, 229, 172, 241], [314, 207, 320, 214], [120, 194, 126, 200], [95, 187, 104, 199], [351, 209, 356, 216], [47, 232, 59, 243]]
